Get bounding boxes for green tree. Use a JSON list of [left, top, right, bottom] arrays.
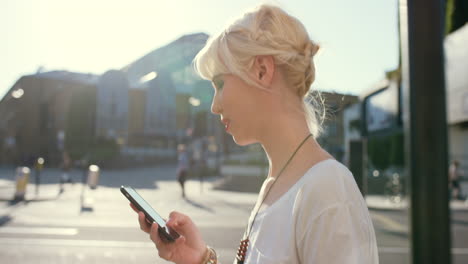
[[446, 0, 468, 35]]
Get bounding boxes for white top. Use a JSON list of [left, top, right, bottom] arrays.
[[238, 159, 379, 264]]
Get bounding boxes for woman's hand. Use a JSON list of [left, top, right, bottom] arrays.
[[130, 203, 207, 264]]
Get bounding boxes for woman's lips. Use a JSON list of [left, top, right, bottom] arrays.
[[222, 119, 230, 132]]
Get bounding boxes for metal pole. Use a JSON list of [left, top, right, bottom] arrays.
[[399, 0, 451, 263], [35, 169, 40, 195]]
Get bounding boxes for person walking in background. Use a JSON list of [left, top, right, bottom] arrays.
[[177, 144, 190, 198], [449, 160, 465, 200], [59, 151, 72, 192]]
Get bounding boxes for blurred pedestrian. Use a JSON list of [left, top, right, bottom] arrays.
[[449, 160, 465, 200], [59, 151, 73, 191], [177, 144, 190, 198], [130, 4, 378, 263]]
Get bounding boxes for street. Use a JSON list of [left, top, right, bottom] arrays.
[[0, 165, 253, 263], [0, 165, 467, 263]]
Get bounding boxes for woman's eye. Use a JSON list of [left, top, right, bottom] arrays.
[[214, 79, 224, 90]]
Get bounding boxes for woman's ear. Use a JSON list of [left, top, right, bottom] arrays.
[[253, 55, 275, 88]]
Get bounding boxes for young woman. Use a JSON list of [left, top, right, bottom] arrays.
[[131, 4, 378, 264]]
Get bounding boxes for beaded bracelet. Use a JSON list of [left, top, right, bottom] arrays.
[[201, 246, 217, 264]]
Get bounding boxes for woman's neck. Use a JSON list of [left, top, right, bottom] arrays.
[[258, 115, 326, 179]]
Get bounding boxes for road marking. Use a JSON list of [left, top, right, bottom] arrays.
[[453, 248, 468, 254], [379, 247, 409, 254], [11, 218, 248, 228], [379, 247, 468, 255], [0, 238, 155, 248], [0, 227, 78, 236], [371, 212, 407, 232], [1, 238, 468, 256]]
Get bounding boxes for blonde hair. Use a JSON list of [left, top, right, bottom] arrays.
[[193, 4, 325, 138]]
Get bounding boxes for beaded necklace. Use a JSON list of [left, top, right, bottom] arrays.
[[236, 133, 313, 263]]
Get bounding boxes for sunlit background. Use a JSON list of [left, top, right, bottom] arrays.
[[1, 0, 467, 263], [1, 0, 398, 98]]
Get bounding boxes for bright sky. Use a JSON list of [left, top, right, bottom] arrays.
[[1, 0, 399, 99]]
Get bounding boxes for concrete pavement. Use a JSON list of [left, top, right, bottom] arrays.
[[366, 194, 468, 211], [218, 165, 468, 211], [0, 166, 257, 263], [1, 166, 468, 263]]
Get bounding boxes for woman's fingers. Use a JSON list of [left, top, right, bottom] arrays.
[[132, 207, 203, 263], [138, 212, 151, 233], [166, 211, 197, 240], [166, 211, 188, 230], [150, 223, 185, 261], [150, 223, 167, 257], [129, 203, 139, 213], [130, 204, 151, 234]]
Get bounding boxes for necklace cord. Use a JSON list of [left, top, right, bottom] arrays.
[[244, 133, 313, 238]]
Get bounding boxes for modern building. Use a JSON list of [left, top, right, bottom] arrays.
[[342, 102, 362, 167], [127, 88, 146, 146], [121, 33, 223, 154], [0, 71, 98, 165], [144, 70, 176, 141], [96, 70, 129, 142], [445, 23, 468, 172], [318, 91, 359, 162], [342, 76, 405, 195], [0, 33, 219, 166], [122, 33, 209, 93]]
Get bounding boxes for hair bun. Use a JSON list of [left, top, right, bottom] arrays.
[[304, 41, 319, 58], [193, 4, 325, 138]]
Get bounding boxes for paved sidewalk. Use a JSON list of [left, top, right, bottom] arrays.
[[366, 195, 468, 211], [2, 168, 467, 214], [0, 178, 257, 228], [0, 170, 257, 264]]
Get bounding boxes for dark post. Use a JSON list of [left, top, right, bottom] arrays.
[[34, 157, 44, 195], [349, 140, 366, 196], [399, 0, 451, 263]]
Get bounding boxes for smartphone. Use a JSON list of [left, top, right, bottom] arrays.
[[120, 185, 180, 242]]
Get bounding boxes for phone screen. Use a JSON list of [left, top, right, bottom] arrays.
[[124, 187, 167, 227]]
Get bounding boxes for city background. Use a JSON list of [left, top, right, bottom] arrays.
[[0, 0, 467, 263]]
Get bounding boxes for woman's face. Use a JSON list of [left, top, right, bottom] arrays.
[[211, 74, 264, 146]]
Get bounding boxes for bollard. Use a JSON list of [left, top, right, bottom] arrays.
[[87, 165, 100, 189], [14, 167, 31, 201], [81, 164, 99, 211], [34, 157, 44, 195]]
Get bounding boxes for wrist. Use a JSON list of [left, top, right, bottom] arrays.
[[199, 246, 209, 264], [199, 246, 217, 264]]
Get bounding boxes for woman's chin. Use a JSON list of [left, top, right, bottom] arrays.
[[232, 134, 257, 146]]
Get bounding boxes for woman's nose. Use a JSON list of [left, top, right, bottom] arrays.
[[211, 95, 221, 115]]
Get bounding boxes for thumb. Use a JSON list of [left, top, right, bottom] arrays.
[[166, 211, 198, 239]]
